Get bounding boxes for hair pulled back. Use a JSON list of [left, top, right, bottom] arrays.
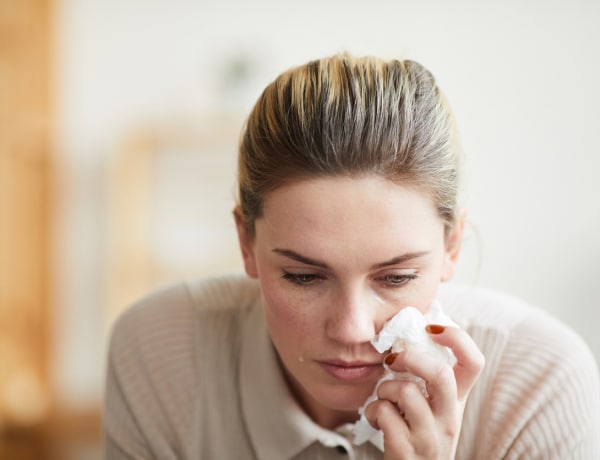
[[237, 53, 461, 235]]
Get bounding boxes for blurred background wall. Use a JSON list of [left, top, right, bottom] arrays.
[[1, 0, 599, 458]]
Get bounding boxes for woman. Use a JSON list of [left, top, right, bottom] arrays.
[[104, 54, 600, 459]]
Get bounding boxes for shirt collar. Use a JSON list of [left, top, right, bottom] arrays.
[[239, 297, 384, 458]]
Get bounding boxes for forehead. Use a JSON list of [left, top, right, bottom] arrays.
[[263, 174, 435, 213], [258, 175, 443, 249]]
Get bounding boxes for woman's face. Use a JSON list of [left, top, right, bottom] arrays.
[[235, 175, 463, 428]]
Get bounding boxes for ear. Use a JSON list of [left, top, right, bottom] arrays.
[[233, 207, 259, 279], [441, 210, 466, 282]]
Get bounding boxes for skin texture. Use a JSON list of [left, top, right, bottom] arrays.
[[235, 175, 484, 459]]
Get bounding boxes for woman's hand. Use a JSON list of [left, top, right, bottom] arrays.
[[363, 325, 485, 459]]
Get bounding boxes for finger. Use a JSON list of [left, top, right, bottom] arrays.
[[363, 398, 411, 453], [387, 348, 457, 419], [377, 379, 435, 445], [426, 325, 485, 399]]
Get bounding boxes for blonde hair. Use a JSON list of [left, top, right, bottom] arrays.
[[238, 53, 462, 235]]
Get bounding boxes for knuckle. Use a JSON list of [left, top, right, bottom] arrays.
[[369, 399, 398, 424], [474, 350, 486, 370], [442, 418, 460, 439], [464, 349, 486, 377], [377, 379, 421, 406], [433, 361, 455, 385], [396, 380, 419, 402]]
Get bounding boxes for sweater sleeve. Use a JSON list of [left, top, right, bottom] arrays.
[[102, 275, 259, 460], [104, 339, 152, 460], [487, 309, 600, 459], [103, 283, 198, 460]]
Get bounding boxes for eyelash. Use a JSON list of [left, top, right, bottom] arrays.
[[281, 271, 419, 287], [281, 272, 324, 286], [379, 272, 419, 287]]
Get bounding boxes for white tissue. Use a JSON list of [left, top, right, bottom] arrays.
[[352, 301, 458, 446]]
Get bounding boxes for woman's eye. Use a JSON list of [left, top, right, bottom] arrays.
[[380, 272, 418, 287], [281, 272, 323, 286]]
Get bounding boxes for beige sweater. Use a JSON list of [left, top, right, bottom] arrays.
[[104, 275, 600, 459]]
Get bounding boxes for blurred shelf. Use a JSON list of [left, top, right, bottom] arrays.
[[0, 406, 101, 460]]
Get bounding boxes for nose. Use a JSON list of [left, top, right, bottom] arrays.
[[325, 286, 378, 345]]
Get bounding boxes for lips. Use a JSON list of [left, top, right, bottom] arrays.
[[318, 359, 383, 381]]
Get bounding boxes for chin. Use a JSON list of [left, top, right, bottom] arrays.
[[317, 381, 375, 412]]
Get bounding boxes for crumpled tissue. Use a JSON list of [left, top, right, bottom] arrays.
[[352, 301, 458, 445]]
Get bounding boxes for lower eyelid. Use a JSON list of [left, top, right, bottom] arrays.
[[379, 273, 419, 285], [282, 272, 323, 285]]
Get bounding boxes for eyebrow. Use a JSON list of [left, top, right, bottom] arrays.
[[272, 248, 328, 268], [369, 251, 430, 269], [272, 248, 430, 270]]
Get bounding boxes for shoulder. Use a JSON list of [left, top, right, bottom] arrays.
[[113, 273, 261, 326], [439, 282, 597, 374], [443, 283, 600, 458], [107, 273, 262, 384], [110, 273, 260, 346], [105, 275, 262, 457], [438, 282, 531, 331]]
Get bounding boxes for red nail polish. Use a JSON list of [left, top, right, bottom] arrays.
[[384, 352, 398, 365], [426, 324, 446, 334]]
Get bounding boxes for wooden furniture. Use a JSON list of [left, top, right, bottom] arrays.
[[0, 0, 52, 431], [106, 115, 244, 324], [0, 2, 103, 459]]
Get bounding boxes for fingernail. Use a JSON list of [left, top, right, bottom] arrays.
[[384, 352, 398, 365], [426, 324, 446, 334]]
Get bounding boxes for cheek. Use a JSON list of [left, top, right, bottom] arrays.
[[390, 264, 446, 315], [260, 279, 318, 345], [415, 268, 447, 314], [263, 289, 303, 328]]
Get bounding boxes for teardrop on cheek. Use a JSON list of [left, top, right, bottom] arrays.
[[370, 291, 386, 306]]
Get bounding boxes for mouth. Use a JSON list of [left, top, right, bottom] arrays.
[[317, 359, 383, 382]]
